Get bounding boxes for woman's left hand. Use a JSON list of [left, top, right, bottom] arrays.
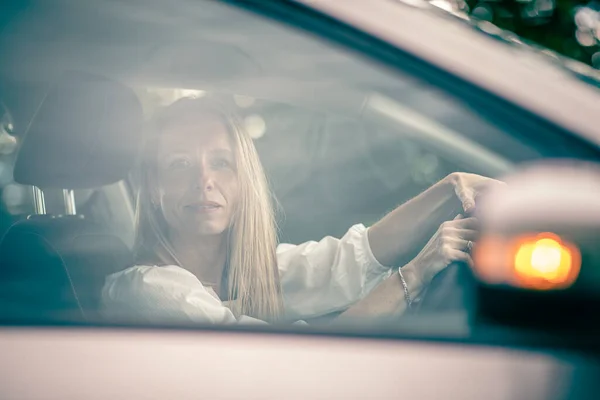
[[408, 214, 479, 288], [448, 172, 505, 214]]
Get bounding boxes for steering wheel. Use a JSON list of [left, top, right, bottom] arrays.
[[411, 261, 477, 316]]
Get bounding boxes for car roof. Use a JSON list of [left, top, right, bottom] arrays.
[[297, 0, 600, 146]]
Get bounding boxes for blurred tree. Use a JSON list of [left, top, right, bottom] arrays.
[[464, 0, 600, 67]]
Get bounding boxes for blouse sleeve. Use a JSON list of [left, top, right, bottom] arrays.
[[101, 265, 266, 325], [277, 224, 393, 321]]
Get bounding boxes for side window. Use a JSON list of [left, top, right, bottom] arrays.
[[0, 0, 549, 246], [124, 1, 546, 245]]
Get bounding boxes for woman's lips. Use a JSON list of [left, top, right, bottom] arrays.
[[185, 202, 222, 214]]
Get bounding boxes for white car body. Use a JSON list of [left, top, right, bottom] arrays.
[[0, 327, 572, 400], [0, 1, 598, 399]]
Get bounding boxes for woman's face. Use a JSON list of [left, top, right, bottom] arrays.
[[153, 113, 239, 238]]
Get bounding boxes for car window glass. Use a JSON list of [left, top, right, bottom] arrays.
[[0, 0, 586, 330]]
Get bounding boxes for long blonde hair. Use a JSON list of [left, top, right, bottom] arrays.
[[134, 97, 283, 321]]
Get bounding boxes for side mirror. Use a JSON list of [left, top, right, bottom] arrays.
[[472, 161, 600, 334]]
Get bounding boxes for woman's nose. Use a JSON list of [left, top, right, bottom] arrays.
[[194, 166, 214, 191]]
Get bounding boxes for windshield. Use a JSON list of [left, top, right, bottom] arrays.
[[0, 0, 597, 335]]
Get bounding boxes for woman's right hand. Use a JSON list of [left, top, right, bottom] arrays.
[[409, 215, 479, 289]]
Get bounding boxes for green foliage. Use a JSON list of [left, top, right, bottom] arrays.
[[462, 0, 599, 67]]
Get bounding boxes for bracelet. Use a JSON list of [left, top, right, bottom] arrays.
[[398, 267, 412, 310]]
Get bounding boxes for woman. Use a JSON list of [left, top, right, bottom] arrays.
[[101, 97, 496, 324]]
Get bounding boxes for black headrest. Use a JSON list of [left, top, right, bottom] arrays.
[[13, 72, 143, 189]]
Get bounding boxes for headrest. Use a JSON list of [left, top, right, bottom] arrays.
[[13, 72, 143, 189]]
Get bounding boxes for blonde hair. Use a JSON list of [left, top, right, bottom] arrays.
[[134, 97, 283, 321]]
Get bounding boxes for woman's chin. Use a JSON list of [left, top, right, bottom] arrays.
[[186, 221, 229, 237]]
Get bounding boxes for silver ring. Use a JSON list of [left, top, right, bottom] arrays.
[[467, 240, 473, 252]]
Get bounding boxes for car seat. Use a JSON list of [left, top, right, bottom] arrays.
[[0, 72, 143, 321]]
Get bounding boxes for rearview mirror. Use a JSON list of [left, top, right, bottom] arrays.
[[472, 160, 600, 334]]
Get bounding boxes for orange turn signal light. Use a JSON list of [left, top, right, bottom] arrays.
[[473, 233, 581, 290]]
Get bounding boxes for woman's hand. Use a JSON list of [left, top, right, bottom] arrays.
[[366, 171, 501, 272], [339, 215, 479, 320], [448, 172, 504, 214], [409, 215, 478, 288]]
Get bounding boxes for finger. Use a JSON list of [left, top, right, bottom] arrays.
[[449, 217, 479, 229], [452, 228, 479, 241], [457, 189, 476, 214], [454, 179, 475, 213], [463, 201, 476, 215], [453, 214, 463, 220], [446, 249, 474, 268], [446, 237, 475, 251], [445, 237, 468, 251]]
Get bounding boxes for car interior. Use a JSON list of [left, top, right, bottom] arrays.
[[0, 73, 141, 320], [0, 0, 587, 324]]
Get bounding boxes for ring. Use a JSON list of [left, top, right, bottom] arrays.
[[467, 240, 473, 252]]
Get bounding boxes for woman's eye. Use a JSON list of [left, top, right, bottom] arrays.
[[211, 159, 232, 169], [168, 158, 191, 170]]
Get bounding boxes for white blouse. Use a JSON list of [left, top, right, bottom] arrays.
[[101, 224, 392, 325]]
